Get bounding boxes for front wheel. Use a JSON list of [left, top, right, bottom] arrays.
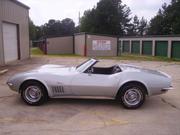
[[119, 84, 146, 109], [21, 81, 48, 106]]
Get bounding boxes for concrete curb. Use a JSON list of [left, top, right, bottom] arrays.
[[0, 69, 8, 75]]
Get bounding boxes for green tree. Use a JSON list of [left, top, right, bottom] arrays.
[[127, 15, 139, 36], [138, 17, 147, 36], [148, 0, 180, 35], [43, 19, 62, 36], [35, 26, 44, 40], [127, 16, 147, 36], [80, 0, 131, 35], [29, 19, 36, 40], [80, 9, 97, 33], [42, 18, 75, 37], [61, 18, 75, 35], [147, 5, 170, 35]]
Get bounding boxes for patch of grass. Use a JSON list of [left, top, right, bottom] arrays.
[[47, 54, 82, 58], [31, 47, 82, 58], [120, 54, 172, 61], [98, 54, 180, 62], [31, 47, 44, 55], [30, 48, 180, 62]]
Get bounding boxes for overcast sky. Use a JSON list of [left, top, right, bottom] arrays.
[[19, 0, 171, 26]]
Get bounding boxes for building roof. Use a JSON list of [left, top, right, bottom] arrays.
[[10, 0, 30, 9], [119, 35, 180, 38], [74, 32, 118, 38]]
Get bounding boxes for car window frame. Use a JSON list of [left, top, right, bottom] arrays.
[[76, 59, 97, 73]]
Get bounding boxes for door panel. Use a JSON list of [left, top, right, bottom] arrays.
[[71, 73, 119, 97], [142, 41, 152, 55], [122, 41, 130, 53], [172, 41, 180, 59], [155, 41, 168, 57], [132, 41, 140, 54]]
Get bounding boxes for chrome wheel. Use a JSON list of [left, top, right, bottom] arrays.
[[24, 86, 42, 103], [123, 88, 142, 106]]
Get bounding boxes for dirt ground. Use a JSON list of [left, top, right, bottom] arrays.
[[0, 56, 180, 135]]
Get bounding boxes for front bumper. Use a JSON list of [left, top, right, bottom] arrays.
[[161, 86, 173, 93], [7, 82, 17, 92]]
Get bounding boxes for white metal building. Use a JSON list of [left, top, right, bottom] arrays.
[[0, 0, 30, 65]]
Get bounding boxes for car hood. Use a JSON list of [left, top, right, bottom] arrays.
[[119, 64, 171, 78], [28, 64, 76, 75]]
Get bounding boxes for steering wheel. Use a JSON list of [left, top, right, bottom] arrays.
[[113, 65, 121, 73], [87, 67, 94, 74]]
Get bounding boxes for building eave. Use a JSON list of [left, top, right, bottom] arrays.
[[10, 0, 30, 10]]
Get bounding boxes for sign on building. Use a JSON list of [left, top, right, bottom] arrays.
[[92, 40, 111, 51]]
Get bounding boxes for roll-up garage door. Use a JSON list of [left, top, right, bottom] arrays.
[[172, 41, 180, 59], [2, 23, 18, 63], [122, 41, 130, 53], [155, 41, 168, 57], [142, 41, 152, 55], [131, 41, 140, 54]]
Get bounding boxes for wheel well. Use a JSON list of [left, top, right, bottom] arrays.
[[19, 80, 48, 96], [116, 81, 148, 99]]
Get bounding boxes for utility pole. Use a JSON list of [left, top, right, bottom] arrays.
[[78, 11, 81, 26], [77, 11, 81, 32]]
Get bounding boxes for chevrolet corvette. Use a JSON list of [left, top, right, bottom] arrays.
[[7, 59, 173, 109]]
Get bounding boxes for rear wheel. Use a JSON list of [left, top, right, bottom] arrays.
[[21, 81, 48, 106], [118, 84, 146, 109]]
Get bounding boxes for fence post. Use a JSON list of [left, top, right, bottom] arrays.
[[168, 40, 172, 58], [140, 40, 143, 55], [129, 40, 132, 54], [152, 40, 155, 56]]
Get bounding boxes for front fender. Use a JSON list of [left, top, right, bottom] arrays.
[[18, 76, 53, 97]]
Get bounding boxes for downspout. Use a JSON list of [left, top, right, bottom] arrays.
[[45, 38, 47, 55], [84, 33, 87, 57], [73, 35, 75, 54]]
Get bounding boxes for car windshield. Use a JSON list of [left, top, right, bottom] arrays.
[[76, 59, 96, 72], [76, 59, 91, 69]]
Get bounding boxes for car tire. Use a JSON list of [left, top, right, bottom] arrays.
[[119, 84, 146, 109], [21, 81, 48, 106]]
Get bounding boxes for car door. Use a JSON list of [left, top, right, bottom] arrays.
[[71, 72, 120, 97]]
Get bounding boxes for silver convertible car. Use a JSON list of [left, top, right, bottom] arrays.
[[7, 59, 173, 109]]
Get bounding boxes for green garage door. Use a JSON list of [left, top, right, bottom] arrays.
[[172, 41, 180, 59], [155, 41, 168, 57], [122, 41, 130, 53], [142, 41, 152, 55], [131, 41, 140, 54]]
